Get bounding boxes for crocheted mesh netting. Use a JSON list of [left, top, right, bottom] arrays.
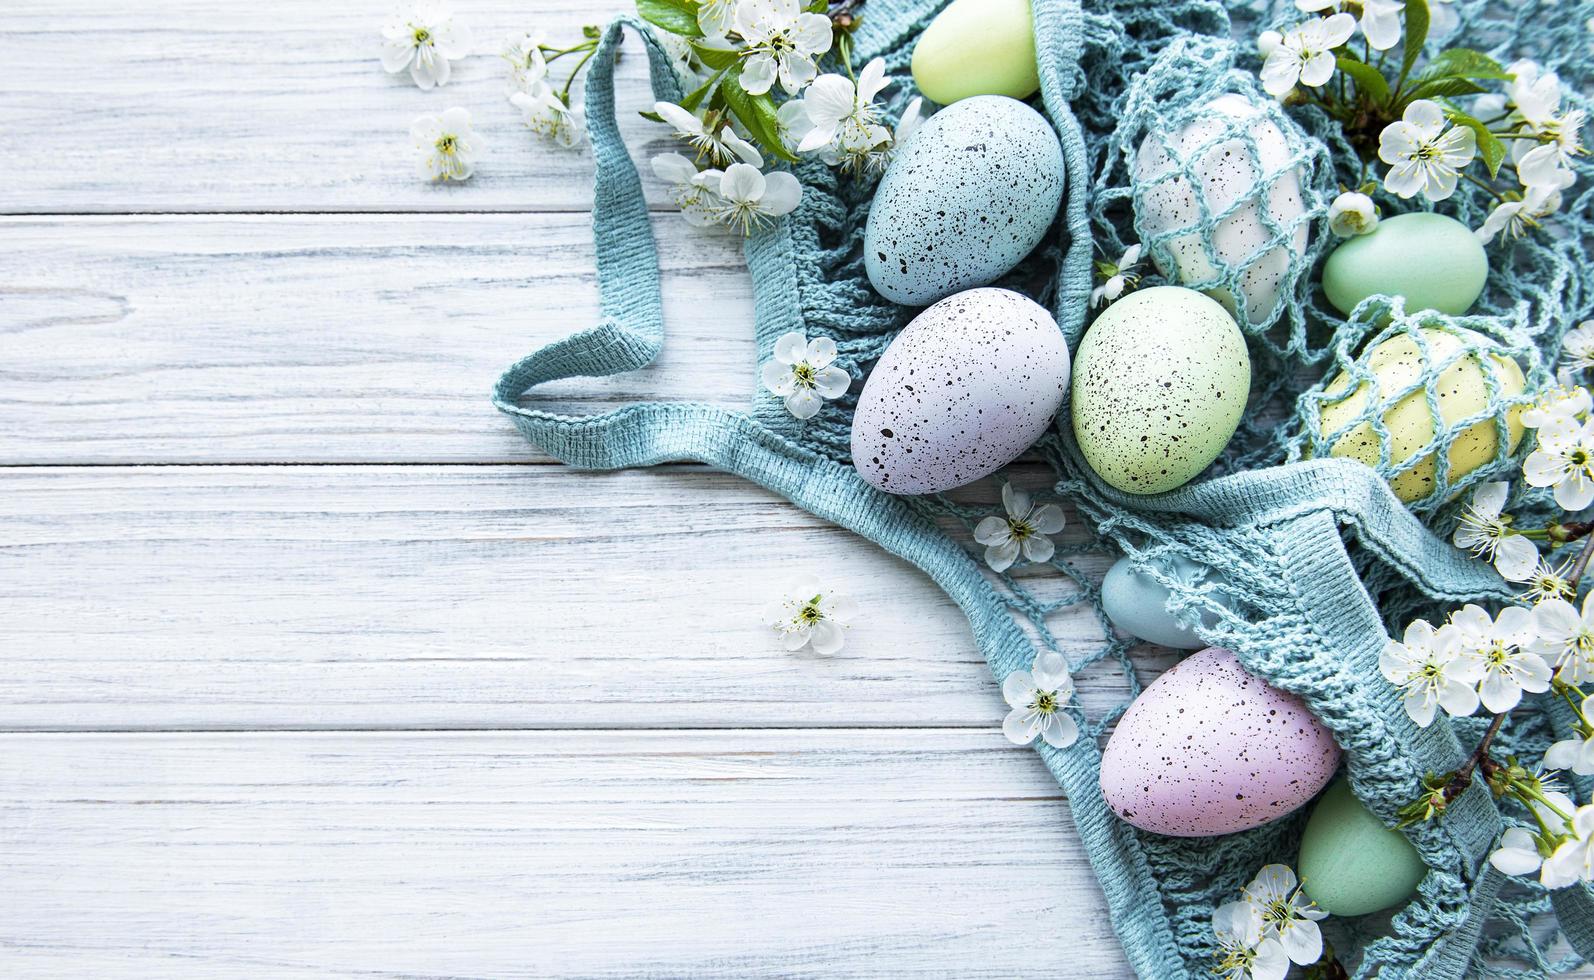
[[496, 0, 1594, 974]]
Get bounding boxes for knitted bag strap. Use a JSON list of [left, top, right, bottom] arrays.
[[492, 16, 758, 464]]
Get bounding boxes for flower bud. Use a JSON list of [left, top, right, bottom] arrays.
[[1328, 191, 1379, 237]]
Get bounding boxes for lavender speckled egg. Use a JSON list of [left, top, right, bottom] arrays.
[[865, 96, 1064, 307], [1134, 93, 1310, 328], [852, 288, 1069, 494], [1069, 286, 1250, 495], [1100, 647, 1341, 837]]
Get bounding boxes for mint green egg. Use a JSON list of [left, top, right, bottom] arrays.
[[910, 0, 1039, 104], [1298, 778, 1426, 916], [1322, 212, 1488, 317]]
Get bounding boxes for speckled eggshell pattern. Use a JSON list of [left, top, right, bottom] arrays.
[[1100, 647, 1342, 837], [1069, 286, 1250, 495], [1133, 93, 1309, 328], [851, 288, 1070, 494], [865, 96, 1064, 307]]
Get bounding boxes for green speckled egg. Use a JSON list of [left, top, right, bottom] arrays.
[[911, 0, 1039, 104], [1069, 287, 1251, 494], [1299, 779, 1426, 916], [1315, 327, 1525, 503], [1323, 212, 1488, 316]]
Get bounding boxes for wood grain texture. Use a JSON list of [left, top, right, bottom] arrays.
[[3, 1, 687, 213], [0, 214, 754, 465], [0, 464, 1151, 731], [0, 730, 1133, 978]]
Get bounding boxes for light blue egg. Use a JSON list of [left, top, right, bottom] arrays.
[[1101, 555, 1229, 649], [864, 96, 1064, 307]]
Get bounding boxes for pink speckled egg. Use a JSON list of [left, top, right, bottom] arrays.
[[1100, 647, 1340, 837]]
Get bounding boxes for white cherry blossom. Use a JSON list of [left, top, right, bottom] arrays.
[[1454, 482, 1540, 580], [702, 163, 802, 234], [1380, 619, 1481, 726], [1546, 702, 1594, 775], [734, 0, 834, 96], [1212, 901, 1289, 980], [652, 153, 724, 227], [1091, 244, 1144, 307], [765, 574, 859, 655], [501, 32, 549, 94], [382, 3, 472, 90], [1259, 14, 1356, 97], [796, 58, 894, 170], [1523, 385, 1592, 430], [1544, 802, 1594, 888], [1524, 416, 1594, 510], [654, 102, 763, 167], [1296, 0, 1402, 50], [511, 84, 584, 148], [410, 107, 484, 182], [1001, 651, 1079, 750], [1533, 594, 1594, 685], [1564, 322, 1594, 375], [1241, 865, 1328, 966], [697, 0, 738, 37], [974, 484, 1067, 572], [1516, 555, 1576, 604], [1379, 99, 1477, 201], [1450, 604, 1552, 714], [760, 330, 849, 419]]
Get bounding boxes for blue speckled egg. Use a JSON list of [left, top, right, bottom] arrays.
[[1101, 555, 1231, 650], [852, 288, 1069, 494], [1069, 286, 1250, 495], [864, 96, 1064, 307]]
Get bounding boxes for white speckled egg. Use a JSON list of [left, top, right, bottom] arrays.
[[1134, 92, 1310, 328], [1069, 286, 1250, 495], [1100, 647, 1341, 837], [865, 96, 1064, 307], [852, 288, 1069, 494]]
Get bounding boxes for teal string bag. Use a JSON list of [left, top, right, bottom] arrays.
[[495, 0, 1594, 974]]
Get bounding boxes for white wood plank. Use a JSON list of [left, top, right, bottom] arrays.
[[0, 213, 755, 465], [0, 465, 1150, 731], [3, 1, 690, 213], [0, 729, 1134, 978]]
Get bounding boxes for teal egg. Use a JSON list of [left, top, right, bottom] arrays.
[[865, 96, 1064, 307], [1322, 212, 1488, 317], [1298, 778, 1426, 916], [1100, 555, 1228, 650]]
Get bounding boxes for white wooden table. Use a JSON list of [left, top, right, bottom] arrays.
[[2, 3, 1148, 976]]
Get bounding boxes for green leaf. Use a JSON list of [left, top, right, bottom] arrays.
[[678, 68, 725, 113], [638, 110, 666, 123], [1401, 0, 1430, 81], [1423, 47, 1511, 80], [805, 0, 830, 11], [691, 40, 740, 70], [1405, 76, 1487, 102], [1443, 106, 1506, 177], [635, 0, 703, 37], [721, 73, 799, 163], [1336, 53, 1392, 106]]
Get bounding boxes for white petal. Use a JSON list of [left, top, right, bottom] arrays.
[[1002, 483, 1033, 520], [805, 336, 838, 368], [1557, 475, 1594, 511], [1021, 535, 1056, 564], [382, 41, 417, 73], [972, 516, 1012, 546], [809, 619, 845, 655], [785, 388, 822, 419], [1479, 672, 1524, 713], [1299, 50, 1338, 88], [1002, 707, 1038, 745], [813, 366, 850, 399], [1031, 652, 1071, 693], [986, 538, 1021, 572], [1436, 678, 1480, 718], [1491, 831, 1544, 876], [1260, 53, 1302, 96], [652, 152, 698, 185], [802, 74, 856, 125], [758, 172, 802, 217], [719, 163, 765, 203], [1039, 712, 1078, 749], [823, 594, 860, 625], [1001, 671, 1036, 710], [1251, 938, 1290, 980], [1546, 739, 1582, 771], [773, 331, 807, 365], [739, 54, 777, 95], [1029, 504, 1065, 535], [1404, 690, 1439, 727], [761, 359, 797, 396], [1278, 919, 1323, 966], [1495, 535, 1541, 580]]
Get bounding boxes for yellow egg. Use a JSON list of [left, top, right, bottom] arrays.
[[1314, 327, 1526, 503], [910, 0, 1039, 104]]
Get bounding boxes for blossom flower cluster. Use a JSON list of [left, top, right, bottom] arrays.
[[764, 574, 859, 655], [1211, 864, 1329, 980], [636, 0, 926, 234], [1257, 1, 1584, 245]]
